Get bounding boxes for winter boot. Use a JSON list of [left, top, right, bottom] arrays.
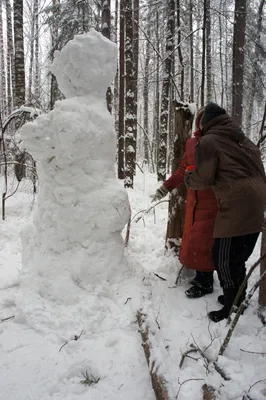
[[218, 282, 247, 307], [208, 288, 238, 322], [185, 282, 213, 299], [217, 295, 224, 305]]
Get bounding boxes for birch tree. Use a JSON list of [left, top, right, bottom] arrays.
[[6, 0, 14, 113], [0, 0, 6, 113], [118, 0, 125, 180]]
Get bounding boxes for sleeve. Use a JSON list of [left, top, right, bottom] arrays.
[[185, 137, 218, 190], [163, 152, 188, 191]]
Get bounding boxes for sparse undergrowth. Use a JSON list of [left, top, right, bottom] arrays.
[[80, 371, 100, 386]]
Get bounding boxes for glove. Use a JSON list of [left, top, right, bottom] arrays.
[[151, 185, 168, 202]]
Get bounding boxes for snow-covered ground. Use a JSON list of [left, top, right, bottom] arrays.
[[0, 171, 266, 400]]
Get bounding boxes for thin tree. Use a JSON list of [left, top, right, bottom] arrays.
[[101, 0, 112, 113], [143, 13, 151, 166], [189, 0, 194, 102], [118, 0, 125, 180], [0, 0, 6, 113], [27, 1, 35, 104], [206, 0, 212, 101], [124, 0, 136, 188], [232, 0, 247, 126], [157, 0, 175, 182], [176, 0, 184, 101], [132, 0, 139, 172], [6, 0, 14, 113], [13, 0, 26, 108], [34, 0, 40, 103], [201, 0, 207, 107]]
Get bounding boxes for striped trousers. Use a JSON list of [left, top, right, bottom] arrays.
[[212, 233, 259, 289]]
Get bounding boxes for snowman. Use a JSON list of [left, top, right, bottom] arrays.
[[19, 30, 130, 307]]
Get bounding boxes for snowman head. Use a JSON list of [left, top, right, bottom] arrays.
[[51, 29, 117, 98]]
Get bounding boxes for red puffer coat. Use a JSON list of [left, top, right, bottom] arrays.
[[164, 131, 218, 272]]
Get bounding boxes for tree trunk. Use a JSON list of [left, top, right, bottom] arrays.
[[118, 0, 125, 180], [189, 0, 194, 102], [157, 0, 175, 182], [246, 0, 264, 137], [132, 0, 139, 174], [176, 0, 184, 101], [114, 0, 119, 155], [143, 22, 150, 166], [124, 0, 136, 188], [27, 3, 35, 105], [219, 0, 224, 107], [206, 0, 212, 101], [34, 0, 40, 103], [101, 0, 112, 113], [201, 0, 207, 107], [232, 0, 247, 127], [13, 0, 26, 108], [152, 7, 160, 173], [166, 102, 194, 250], [6, 0, 14, 113], [50, 0, 60, 110], [0, 0, 6, 114]]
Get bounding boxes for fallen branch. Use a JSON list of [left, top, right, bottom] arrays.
[[175, 266, 184, 285], [124, 218, 131, 248], [219, 270, 266, 356], [227, 252, 266, 322], [137, 311, 169, 400], [242, 379, 266, 400], [240, 349, 266, 355]]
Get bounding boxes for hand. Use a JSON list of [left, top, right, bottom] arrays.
[[151, 185, 168, 202]]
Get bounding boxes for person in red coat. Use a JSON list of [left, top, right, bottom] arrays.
[[152, 108, 218, 298]]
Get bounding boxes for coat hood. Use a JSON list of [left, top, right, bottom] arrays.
[[201, 114, 245, 144]]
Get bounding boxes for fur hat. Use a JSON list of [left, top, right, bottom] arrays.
[[201, 102, 226, 126]]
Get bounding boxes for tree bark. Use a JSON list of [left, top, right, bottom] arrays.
[[176, 0, 184, 101], [132, 0, 139, 174], [143, 21, 150, 166], [246, 0, 264, 137], [165, 101, 193, 250], [0, 0, 6, 114], [118, 0, 125, 180], [34, 0, 40, 103], [27, 2, 35, 104], [153, 7, 160, 174], [206, 0, 212, 101], [157, 0, 175, 182], [201, 0, 207, 107], [189, 0, 194, 102], [124, 0, 136, 188], [232, 0, 247, 127], [259, 215, 266, 306], [6, 0, 14, 113], [13, 0, 26, 108], [101, 0, 112, 113]]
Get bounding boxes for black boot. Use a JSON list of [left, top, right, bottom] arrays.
[[185, 281, 213, 298], [218, 282, 247, 307], [209, 288, 238, 322]]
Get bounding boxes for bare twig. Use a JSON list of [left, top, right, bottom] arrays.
[[131, 200, 169, 223], [124, 218, 131, 247], [124, 297, 131, 305], [153, 272, 167, 281], [59, 330, 84, 352], [240, 349, 266, 355], [1, 315, 15, 322], [174, 266, 184, 285], [242, 379, 266, 400], [175, 378, 204, 399]]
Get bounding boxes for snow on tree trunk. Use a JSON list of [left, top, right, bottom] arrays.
[[206, 0, 212, 102], [13, 0, 25, 108], [0, 0, 6, 114], [34, 0, 40, 103], [201, 0, 207, 107], [6, 0, 14, 113], [157, 0, 175, 182], [246, 0, 264, 137], [152, 6, 160, 172], [176, 0, 184, 101], [166, 102, 193, 250], [232, 0, 247, 127], [18, 31, 130, 329], [132, 0, 139, 174], [143, 23, 150, 166], [124, 0, 136, 188], [118, 0, 125, 180]]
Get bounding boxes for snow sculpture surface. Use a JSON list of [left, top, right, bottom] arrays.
[[19, 30, 130, 308]]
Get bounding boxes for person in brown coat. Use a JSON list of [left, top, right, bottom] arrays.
[[185, 102, 266, 322]]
